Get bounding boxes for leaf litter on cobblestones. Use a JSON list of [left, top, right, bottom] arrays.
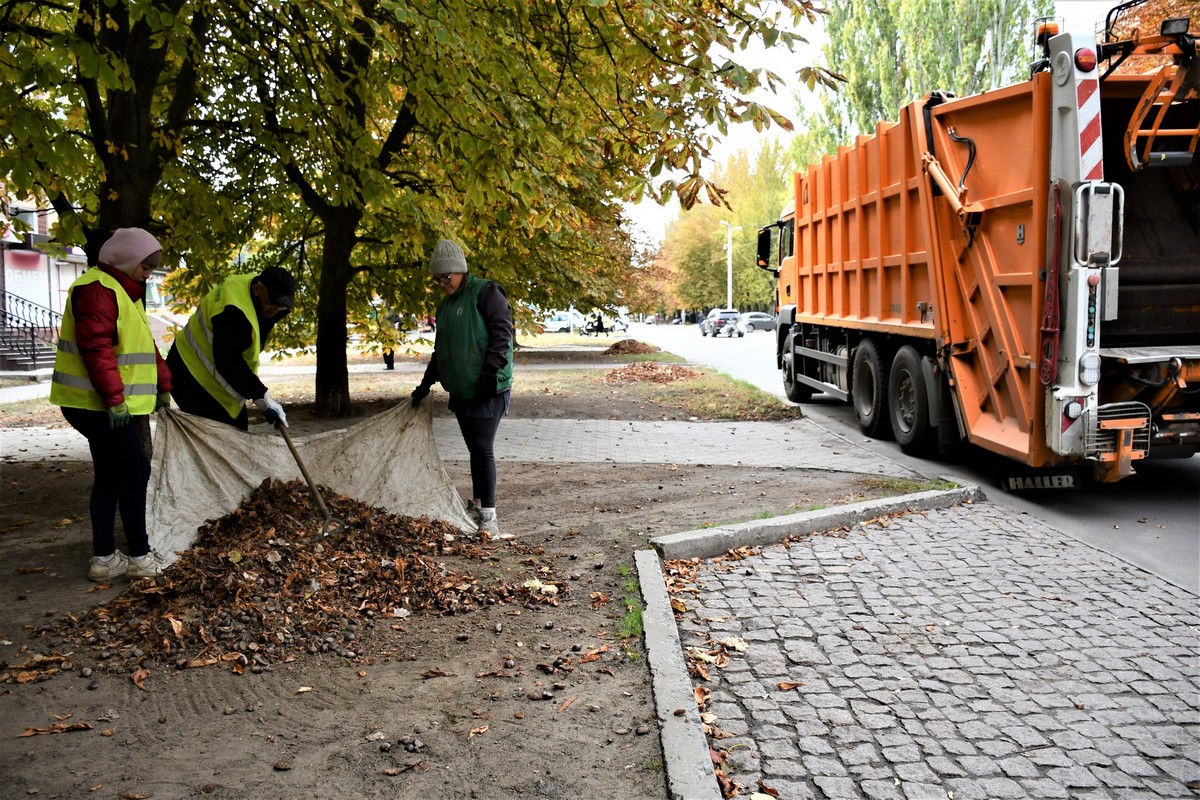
[[38, 479, 566, 679]]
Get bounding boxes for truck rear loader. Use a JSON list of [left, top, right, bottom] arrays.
[[757, 4, 1199, 483]]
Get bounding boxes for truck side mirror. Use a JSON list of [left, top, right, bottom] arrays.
[[756, 227, 775, 271]]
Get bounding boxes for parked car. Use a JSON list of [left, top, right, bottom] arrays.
[[541, 309, 585, 332], [737, 311, 776, 333], [700, 308, 742, 337]]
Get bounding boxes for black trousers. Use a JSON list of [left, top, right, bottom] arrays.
[[61, 407, 153, 558], [454, 400, 505, 508]]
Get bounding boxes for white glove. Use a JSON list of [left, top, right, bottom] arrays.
[[254, 390, 288, 428]]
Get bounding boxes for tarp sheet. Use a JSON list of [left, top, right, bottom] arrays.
[[147, 402, 477, 561]]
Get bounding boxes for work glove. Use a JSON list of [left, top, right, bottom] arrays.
[[410, 384, 431, 408], [476, 372, 496, 399], [254, 391, 288, 428], [155, 391, 172, 411], [106, 401, 132, 429]]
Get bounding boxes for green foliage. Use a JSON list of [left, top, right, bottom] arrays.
[[790, 0, 1053, 169], [661, 138, 793, 311], [2, 0, 832, 415]]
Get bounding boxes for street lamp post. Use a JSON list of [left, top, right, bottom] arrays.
[[720, 221, 741, 309]]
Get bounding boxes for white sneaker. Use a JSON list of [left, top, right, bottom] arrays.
[[479, 513, 513, 541], [88, 551, 129, 581], [128, 549, 169, 578]]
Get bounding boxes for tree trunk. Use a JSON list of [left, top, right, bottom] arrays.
[[313, 209, 363, 417]]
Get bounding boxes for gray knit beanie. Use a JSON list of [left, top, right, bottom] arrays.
[[98, 227, 163, 275], [429, 238, 468, 276]]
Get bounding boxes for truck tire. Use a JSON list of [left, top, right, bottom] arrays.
[[852, 339, 892, 439], [782, 334, 814, 403], [888, 345, 936, 455]]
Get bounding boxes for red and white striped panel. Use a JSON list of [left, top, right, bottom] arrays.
[[1076, 76, 1104, 181]]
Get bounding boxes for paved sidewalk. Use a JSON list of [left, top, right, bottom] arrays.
[[661, 502, 1200, 800], [0, 406, 920, 478]]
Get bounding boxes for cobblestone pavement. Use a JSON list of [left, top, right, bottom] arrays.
[[675, 502, 1200, 800]]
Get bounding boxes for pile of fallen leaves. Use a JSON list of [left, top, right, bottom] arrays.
[[46, 479, 566, 676], [602, 362, 700, 385], [603, 339, 659, 355]]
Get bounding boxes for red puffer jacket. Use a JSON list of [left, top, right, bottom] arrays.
[[69, 265, 172, 408]]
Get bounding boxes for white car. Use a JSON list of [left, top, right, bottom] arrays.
[[541, 309, 585, 332], [701, 309, 742, 337]]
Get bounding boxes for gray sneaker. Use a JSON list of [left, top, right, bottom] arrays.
[[127, 549, 169, 579], [88, 551, 129, 581]]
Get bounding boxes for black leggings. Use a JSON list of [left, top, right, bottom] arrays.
[[61, 407, 152, 558], [454, 402, 505, 508]]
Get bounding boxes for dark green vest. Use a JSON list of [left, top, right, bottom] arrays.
[[434, 274, 514, 400]]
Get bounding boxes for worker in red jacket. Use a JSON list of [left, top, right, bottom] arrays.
[[50, 227, 173, 581]]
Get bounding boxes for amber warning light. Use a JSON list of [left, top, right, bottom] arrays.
[[1036, 21, 1060, 44], [1074, 48, 1097, 72]]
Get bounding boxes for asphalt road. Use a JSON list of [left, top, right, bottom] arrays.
[[629, 322, 1200, 594]]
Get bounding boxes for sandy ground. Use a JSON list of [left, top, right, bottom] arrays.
[[0, 356, 902, 800]]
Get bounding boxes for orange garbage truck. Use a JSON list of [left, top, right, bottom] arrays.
[[756, 6, 1198, 484]]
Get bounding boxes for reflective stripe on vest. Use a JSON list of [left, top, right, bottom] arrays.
[[174, 274, 262, 419], [49, 268, 158, 413]]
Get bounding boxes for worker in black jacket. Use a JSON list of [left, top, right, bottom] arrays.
[[166, 267, 295, 430]]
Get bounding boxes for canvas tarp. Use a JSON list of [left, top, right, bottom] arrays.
[[147, 402, 477, 561]]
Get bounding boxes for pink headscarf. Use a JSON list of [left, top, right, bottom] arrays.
[[98, 228, 162, 275]]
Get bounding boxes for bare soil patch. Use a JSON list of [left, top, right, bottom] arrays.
[[0, 345, 903, 800]]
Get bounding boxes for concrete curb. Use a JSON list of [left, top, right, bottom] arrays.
[[639, 487, 986, 799], [636, 549, 722, 800], [650, 485, 987, 561]]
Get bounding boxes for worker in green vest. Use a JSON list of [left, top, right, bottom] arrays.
[[166, 267, 295, 430], [410, 238, 514, 540], [50, 227, 173, 581]]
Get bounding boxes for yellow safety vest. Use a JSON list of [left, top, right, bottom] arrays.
[[174, 274, 262, 419], [50, 268, 158, 413]]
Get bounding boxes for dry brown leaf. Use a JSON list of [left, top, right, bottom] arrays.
[[580, 644, 609, 663], [720, 636, 748, 652], [421, 668, 454, 679], [19, 722, 94, 736], [556, 695, 577, 713], [130, 668, 149, 690], [776, 681, 805, 691], [755, 780, 783, 798], [380, 762, 423, 776], [467, 725, 488, 740]]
